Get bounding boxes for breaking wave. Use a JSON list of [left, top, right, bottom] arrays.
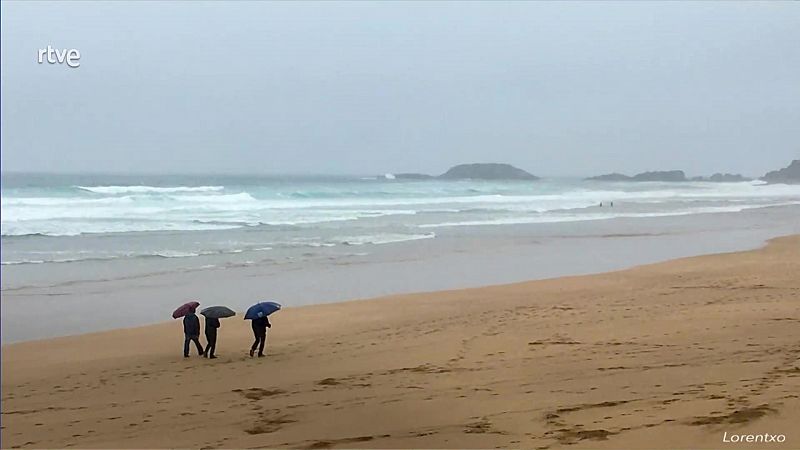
[[76, 185, 225, 194], [3, 178, 800, 237]]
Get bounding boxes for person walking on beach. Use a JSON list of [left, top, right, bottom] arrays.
[[183, 310, 204, 357], [249, 316, 270, 357], [203, 317, 221, 359]]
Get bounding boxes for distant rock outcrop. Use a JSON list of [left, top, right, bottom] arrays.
[[586, 173, 632, 181], [631, 170, 687, 182], [378, 163, 539, 181], [394, 173, 435, 180], [698, 173, 751, 182], [438, 163, 539, 180], [586, 170, 687, 182], [762, 160, 800, 184]]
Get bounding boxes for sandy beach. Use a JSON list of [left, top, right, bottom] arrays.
[[1, 235, 798, 448]]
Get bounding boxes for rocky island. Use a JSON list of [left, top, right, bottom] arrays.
[[379, 163, 539, 181], [588, 170, 752, 183], [762, 160, 800, 184], [439, 163, 539, 180], [585, 173, 631, 182], [690, 173, 751, 182], [394, 173, 435, 180], [586, 170, 687, 182]]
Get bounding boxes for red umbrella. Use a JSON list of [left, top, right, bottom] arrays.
[[172, 301, 200, 319]]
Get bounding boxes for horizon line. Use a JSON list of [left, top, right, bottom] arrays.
[[0, 168, 767, 179]]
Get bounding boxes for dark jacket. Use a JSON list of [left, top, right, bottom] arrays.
[[205, 317, 220, 334], [183, 313, 200, 336], [251, 316, 271, 335]]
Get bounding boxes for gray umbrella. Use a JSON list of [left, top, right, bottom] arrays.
[[200, 305, 236, 319]]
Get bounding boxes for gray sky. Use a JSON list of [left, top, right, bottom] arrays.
[[1, 1, 798, 177]]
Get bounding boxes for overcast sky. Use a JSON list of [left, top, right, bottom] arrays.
[[1, 1, 798, 177]]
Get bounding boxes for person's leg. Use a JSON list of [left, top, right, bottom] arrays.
[[258, 334, 266, 356], [203, 333, 211, 357], [193, 336, 204, 355], [208, 333, 217, 358], [183, 335, 190, 357], [250, 333, 258, 357]]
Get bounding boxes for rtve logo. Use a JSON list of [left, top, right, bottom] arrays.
[[37, 46, 81, 68]]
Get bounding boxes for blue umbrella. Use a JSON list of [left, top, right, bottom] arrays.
[[244, 301, 281, 320]]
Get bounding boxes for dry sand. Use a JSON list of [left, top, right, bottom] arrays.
[[2, 235, 799, 449]]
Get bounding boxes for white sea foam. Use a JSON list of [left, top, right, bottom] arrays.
[[417, 204, 792, 228], [76, 185, 225, 194], [2, 179, 800, 237], [0, 220, 241, 237], [336, 233, 436, 246]]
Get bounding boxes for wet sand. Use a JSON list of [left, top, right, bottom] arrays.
[[2, 235, 799, 449], [4, 204, 800, 343]]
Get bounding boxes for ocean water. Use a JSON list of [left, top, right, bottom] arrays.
[[2, 173, 800, 270], [4, 172, 800, 341]]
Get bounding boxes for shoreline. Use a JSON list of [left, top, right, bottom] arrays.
[[3, 204, 800, 343], [0, 229, 791, 349], [0, 246, 745, 350], [2, 235, 800, 448]]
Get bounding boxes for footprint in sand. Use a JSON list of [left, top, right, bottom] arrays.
[[233, 387, 286, 400]]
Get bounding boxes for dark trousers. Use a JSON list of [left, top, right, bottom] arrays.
[[184, 334, 204, 356], [251, 333, 266, 356], [204, 330, 217, 357]]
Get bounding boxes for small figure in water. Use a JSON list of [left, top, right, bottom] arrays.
[[599, 202, 603, 207], [250, 316, 271, 358], [204, 317, 221, 359], [610, 201, 614, 207], [183, 310, 204, 357]]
